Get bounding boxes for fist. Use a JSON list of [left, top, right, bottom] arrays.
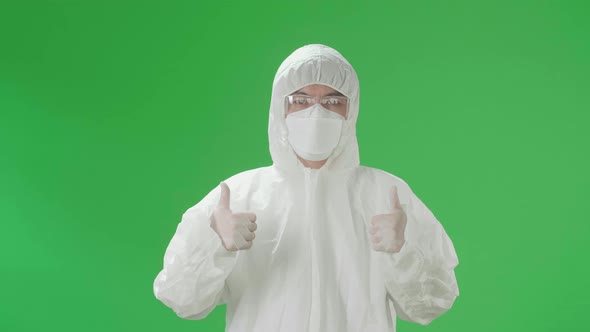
[[210, 182, 258, 251], [369, 186, 407, 253]]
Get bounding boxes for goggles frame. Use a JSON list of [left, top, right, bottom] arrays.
[[284, 94, 350, 119]]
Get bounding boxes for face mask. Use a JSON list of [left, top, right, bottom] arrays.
[[285, 104, 345, 161]]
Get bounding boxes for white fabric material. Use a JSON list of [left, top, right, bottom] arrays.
[[286, 104, 344, 161], [153, 44, 460, 331]]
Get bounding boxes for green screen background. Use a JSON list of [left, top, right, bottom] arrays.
[[1, 1, 588, 331]]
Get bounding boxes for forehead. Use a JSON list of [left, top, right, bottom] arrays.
[[294, 84, 344, 96]]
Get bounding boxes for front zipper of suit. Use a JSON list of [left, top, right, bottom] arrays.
[[304, 167, 321, 332]]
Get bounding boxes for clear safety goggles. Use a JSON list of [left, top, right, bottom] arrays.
[[285, 94, 350, 119]]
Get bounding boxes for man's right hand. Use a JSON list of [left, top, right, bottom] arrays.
[[210, 182, 257, 251]]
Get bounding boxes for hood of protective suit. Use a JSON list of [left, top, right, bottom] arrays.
[[268, 44, 360, 172]]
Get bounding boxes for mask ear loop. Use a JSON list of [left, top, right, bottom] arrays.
[[283, 96, 288, 118], [344, 99, 350, 120], [276, 94, 291, 145]]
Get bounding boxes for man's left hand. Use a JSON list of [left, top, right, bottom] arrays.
[[369, 185, 407, 253]]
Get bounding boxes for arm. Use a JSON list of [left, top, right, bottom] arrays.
[[380, 191, 460, 325], [153, 188, 239, 320]]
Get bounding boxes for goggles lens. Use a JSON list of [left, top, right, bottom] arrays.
[[285, 94, 349, 119]]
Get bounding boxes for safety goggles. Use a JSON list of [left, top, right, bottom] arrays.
[[284, 94, 349, 119]]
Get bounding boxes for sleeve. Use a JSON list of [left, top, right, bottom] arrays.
[[153, 187, 240, 320], [380, 190, 460, 325]]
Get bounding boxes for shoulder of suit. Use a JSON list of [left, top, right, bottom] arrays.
[[355, 165, 411, 189]]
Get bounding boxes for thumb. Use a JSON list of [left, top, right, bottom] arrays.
[[390, 185, 402, 210], [218, 182, 231, 210]]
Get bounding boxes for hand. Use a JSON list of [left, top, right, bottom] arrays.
[[210, 182, 258, 251], [369, 185, 407, 253]]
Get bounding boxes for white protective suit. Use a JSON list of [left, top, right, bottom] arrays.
[[153, 44, 460, 332]]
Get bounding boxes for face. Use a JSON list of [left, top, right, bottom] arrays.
[[285, 84, 349, 119]]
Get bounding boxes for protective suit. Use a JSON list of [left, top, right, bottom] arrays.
[[153, 44, 459, 331]]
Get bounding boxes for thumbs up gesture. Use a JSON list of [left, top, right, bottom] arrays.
[[369, 186, 408, 253], [210, 182, 258, 251]]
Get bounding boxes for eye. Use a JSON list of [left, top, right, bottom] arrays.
[[323, 97, 340, 105], [292, 96, 311, 105]]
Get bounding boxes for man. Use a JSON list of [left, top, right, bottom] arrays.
[[153, 44, 459, 331]]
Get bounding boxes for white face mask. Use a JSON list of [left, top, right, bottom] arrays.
[[285, 104, 345, 161]]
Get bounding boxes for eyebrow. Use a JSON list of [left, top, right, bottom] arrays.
[[294, 90, 345, 97]]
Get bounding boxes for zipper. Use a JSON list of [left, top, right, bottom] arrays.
[[305, 167, 320, 332]]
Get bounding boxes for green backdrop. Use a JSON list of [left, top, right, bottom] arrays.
[[1, 0, 588, 331]]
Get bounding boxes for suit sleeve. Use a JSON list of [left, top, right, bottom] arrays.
[[153, 187, 239, 320], [381, 190, 460, 325]]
